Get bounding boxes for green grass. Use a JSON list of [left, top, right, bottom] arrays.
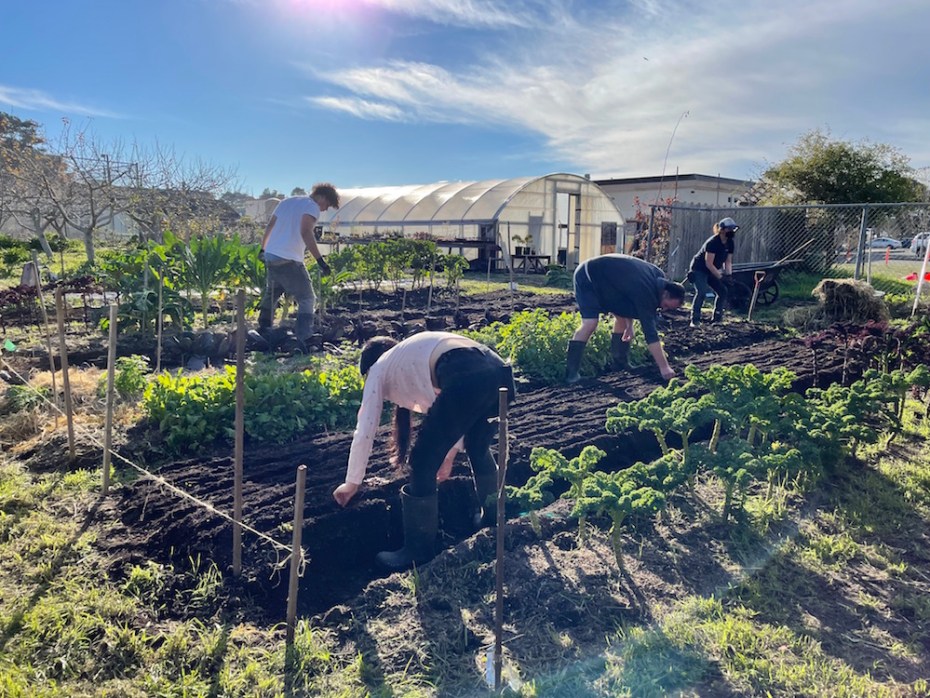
[[460, 273, 573, 297], [0, 239, 89, 290], [0, 457, 381, 697]]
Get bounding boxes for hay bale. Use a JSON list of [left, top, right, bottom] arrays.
[[784, 278, 889, 329]]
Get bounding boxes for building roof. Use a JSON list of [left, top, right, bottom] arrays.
[[593, 173, 754, 188]]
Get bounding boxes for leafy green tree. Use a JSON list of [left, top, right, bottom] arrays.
[[763, 129, 924, 204]]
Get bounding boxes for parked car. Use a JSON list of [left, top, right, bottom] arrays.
[[911, 232, 930, 258], [868, 236, 902, 249]]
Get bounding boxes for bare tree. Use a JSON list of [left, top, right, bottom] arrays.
[[27, 119, 134, 264], [0, 112, 66, 258], [119, 141, 237, 243]]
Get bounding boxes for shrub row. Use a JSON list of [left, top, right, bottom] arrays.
[[142, 364, 363, 452]]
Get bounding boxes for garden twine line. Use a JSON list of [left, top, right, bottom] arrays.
[[0, 358, 305, 571]]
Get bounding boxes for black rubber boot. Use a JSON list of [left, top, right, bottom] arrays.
[[565, 340, 586, 384], [376, 486, 438, 570], [712, 308, 724, 324], [472, 470, 499, 529], [610, 334, 630, 371], [257, 306, 273, 331], [295, 313, 315, 342]]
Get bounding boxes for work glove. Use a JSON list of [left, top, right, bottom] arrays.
[[316, 257, 332, 276], [722, 274, 734, 286], [258, 248, 266, 263]]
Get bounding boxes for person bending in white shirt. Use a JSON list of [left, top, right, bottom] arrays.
[[333, 331, 516, 570]]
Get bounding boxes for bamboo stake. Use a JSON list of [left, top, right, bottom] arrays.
[[102, 304, 118, 494], [494, 386, 510, 691], [54, 288, 76, 461], [233, 290, 246, 576], [285, 464, 307, 648], [31, 252, 59, 416]]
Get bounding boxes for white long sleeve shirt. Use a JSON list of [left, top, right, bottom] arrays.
[[344, 332, 472, 486]]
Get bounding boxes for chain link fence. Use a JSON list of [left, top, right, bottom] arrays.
[[628, 202, 930, 298]]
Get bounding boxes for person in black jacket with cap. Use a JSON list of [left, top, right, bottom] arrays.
[[565, 253, 686, 384], [689, 217, 738, 327]]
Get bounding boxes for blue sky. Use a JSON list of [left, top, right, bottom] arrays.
[[2, 0, 929, 195]]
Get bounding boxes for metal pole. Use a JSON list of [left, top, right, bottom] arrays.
[[854, 206, 869, 280], [102, 304, 118, 494], [285, 464, 307, 648], [54, 288, 76, 461], [911, 237, 930, 318], [493, 386, 509, 691], [233, 291, 246, 576]]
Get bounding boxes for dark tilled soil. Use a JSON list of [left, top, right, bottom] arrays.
[[6, 287, 578, 373], [97, 300, 853, 620]]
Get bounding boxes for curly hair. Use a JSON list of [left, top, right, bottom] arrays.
[[311, 182, 340, 209]]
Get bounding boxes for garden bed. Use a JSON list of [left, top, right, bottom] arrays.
[[89, 303, 847, 621]]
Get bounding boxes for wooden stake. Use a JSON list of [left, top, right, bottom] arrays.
[[54, 288, 76, 461], [233, 291, 246, 576], [427, 253, 435, 315], [155, 272, 164, 373], [285, 464, 308, 648], [31, 252, 59, 415], [494, 386, 510, 691], [102, 304, 118, 494]]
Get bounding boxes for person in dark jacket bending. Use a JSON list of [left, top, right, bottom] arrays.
[[333, 332, 515, 570], [689, 217, 738, 327], [566, 254, 686, 384]]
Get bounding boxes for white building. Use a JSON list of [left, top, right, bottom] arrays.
[[594, 173, 754, 222]]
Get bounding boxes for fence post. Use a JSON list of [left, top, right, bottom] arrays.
[[102, 304, 118, 494], [853, 205, 870, 280], [285, 464, 307, 649], [54, 288, 76, 461], [233, 290, 246, 576]]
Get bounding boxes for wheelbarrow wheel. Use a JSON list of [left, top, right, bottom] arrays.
[[728, 280, 753, 310], [758, 282, 779, 305]]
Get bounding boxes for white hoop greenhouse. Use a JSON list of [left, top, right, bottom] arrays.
[[316, 173, 623, 270]]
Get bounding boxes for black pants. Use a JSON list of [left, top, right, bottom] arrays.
[[409, 347, 516, 497]]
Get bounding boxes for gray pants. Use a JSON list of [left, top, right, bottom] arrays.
[[258, 258, 315, 335]]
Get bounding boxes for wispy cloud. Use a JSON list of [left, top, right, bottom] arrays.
[[361, 0, 535, 28], [308, 96, 408, 121], [0, 85, 122, 119], [306, 0, 930, 175]]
